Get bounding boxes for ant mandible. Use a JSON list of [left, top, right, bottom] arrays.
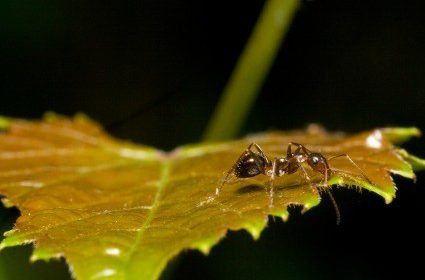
[[216, 142, 373, 224]]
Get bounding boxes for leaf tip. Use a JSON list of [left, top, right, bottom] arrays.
[[381, 127, 422, 144], [270, 209, 290, 222], [331, 175, 396, 205], [300, 192, 321, 215], [0, 234, 35, 252], [0, 241, 6, 252], [371, 186, 394, 204], [31, 247, 62, 262], [397, 149, 425, 172], [0, 116, 10, 131], [301, 203, 315, 214], [196, 244, 212, 255], [281, 210, 290, 222], [43, 111, 60, 121], [3, 229, 17, 237], [0, 231, 18, 251], [74, 112, 91, 122], [365, 182, 395, 204], [192, 236, 222, 255], [244, 219, 267, 240], [1, 197, 15, 208]]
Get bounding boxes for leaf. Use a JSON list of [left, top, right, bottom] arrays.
[[0, 115, 423, 280]]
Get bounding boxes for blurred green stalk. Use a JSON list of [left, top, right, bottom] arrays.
[[203, 0, 300, 141]]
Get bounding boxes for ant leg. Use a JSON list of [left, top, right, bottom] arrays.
[[328, 154, 373, 184], [249, 143, 271, 165], [216, 150, 248, 197], [287, 143, 293, 157], [299, 164, 311, 182], [216, 167, 235, 197], [287, 142, 312, 156], [267, 159, 277, 208], [287, 142, 300, 156], [247, 142, 262, 155], [298, 163, 315, 192]]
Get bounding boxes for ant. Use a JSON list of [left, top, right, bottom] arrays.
[[215, 142, 373, 224]]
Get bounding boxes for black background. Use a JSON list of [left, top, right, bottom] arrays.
[[1, 0, 424, 279]]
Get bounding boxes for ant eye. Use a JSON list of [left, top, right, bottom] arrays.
[[309, 154, 323, 165]]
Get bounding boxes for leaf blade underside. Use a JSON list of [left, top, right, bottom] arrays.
[[0, 115, 422, 280]]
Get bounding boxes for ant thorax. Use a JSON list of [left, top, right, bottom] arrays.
[[294, 153, 306, 162], [275, 158, 288, 176], [265, 164, 283, 177]]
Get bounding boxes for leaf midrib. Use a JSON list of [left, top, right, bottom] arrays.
[[122, 159, 171, 280]]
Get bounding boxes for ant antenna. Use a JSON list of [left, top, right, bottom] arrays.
[[328, 154, 372, 184], [327, 191, 341, 225]]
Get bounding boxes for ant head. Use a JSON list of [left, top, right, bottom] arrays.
[[234, 152, 267, 178], [307, 153, 329, 174]]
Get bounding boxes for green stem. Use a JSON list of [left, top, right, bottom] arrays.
[[203, 0, 300, 141]]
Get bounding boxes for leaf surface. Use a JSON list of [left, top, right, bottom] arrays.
[[0, 115, 422, 280]]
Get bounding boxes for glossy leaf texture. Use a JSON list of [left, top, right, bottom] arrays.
[[0, 115, 423, 280]]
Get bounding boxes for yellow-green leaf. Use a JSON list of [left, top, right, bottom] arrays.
[[0, 115, 423, 280]]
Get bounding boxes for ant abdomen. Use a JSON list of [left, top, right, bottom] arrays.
[[234, 152, 267, 178]]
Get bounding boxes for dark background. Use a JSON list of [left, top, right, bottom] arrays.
[[1, 0, 424, 279]]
